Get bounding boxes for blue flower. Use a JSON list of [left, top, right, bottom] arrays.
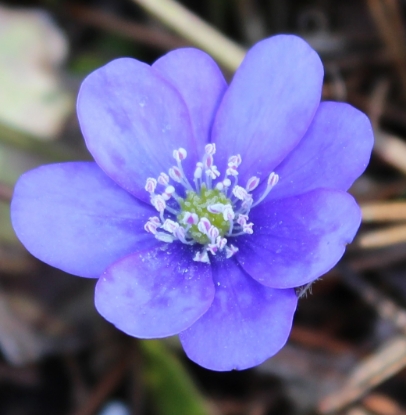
[[11, 35, 373, 371]]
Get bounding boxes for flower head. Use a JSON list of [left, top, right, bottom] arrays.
[[11, 35, 373, 371]]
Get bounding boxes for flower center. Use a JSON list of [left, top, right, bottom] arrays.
[[178, 186, 231, 244], [143, 144, 279, 264]]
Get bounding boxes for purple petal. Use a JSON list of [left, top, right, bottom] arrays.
[[77, 58, 198, 203], [11, 162, 158, 278], [212, 35, 323, 184], [266, 101, 374, 200], [153, 48, 227, 151], [95, 244, 214, 338], [179, 258, 297, 371], [236, 189, 361, 289]]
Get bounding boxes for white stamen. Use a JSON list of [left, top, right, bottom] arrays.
[[207, 203, 225, 214], [197, 217, 211, 235], [145, 178, 157, 193], [228, 155, 242, 167], [252, 172, 279, 207], [151, 195, 166, 212], [241, 196, 253, 211], [173, 148, 187, 162], [162, 219, 179, 234], [232, 185, 249, 201], [226, 166, 238, 176], [246, 176, 260, 192], [206, 165, 220, 179], [215, 182, 224, 191], [194, 165, 203, 179], [165, 185, 175, 195], [144, 221, 159, 234], [222, 204, 235, 221], [208, 226, 220, 242], [149, 216, 161, 225], [243, 223, 254, 234], [169, 166, 183, 183], [216, 236, 227, 250], [182, 212, 199, 225], [158, 172, 169, 186], [205, 143, 216, 155], [155, 232, 175, 243], [193, 250, 210, 264], [223, 178, 231, 188], [225, 244, 239, 258], [268, 172, 279, 187], [237, 214, 248, 226]]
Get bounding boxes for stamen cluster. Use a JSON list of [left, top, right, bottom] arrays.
[[144, 144, 279, 263]]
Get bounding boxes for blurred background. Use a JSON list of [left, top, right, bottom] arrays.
[[1, 0, 406, 414]]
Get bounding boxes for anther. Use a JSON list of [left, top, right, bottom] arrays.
[[207, 203, 225, 214], [246, 176, 260, 192], [168, 166, 183, 183], [182, 212, 199, 225], [208, 226, 220, 242], [216, 237, 227, 250], [149, 216, 161, 225], [252, 172, 279, 207], [225, 244, 239, 258], [193, 250, 210, 264], [162, 219, 179, 234], [268, 172, 279, 187], [194, 164, 203, 179], [232, 185, 249, 201], [151, 195, 166, 212], [237, 214, 248, 226], [204, 155, 214, 169], [205, 143, 216, 155], [145, 178, 157, 193], [228, 155, 242, 167], [197, 217, 211, 235], [158, 172, 169, 186], [173, 148, 187, 162], [222, 204, 235, 221], [226, 165, 238, 176], [144, 220, 159, 234], [206, 165, 220, 179], [155, 232, 175, 243], [243, 223, 254, 234], [164, 185, 175, 197]]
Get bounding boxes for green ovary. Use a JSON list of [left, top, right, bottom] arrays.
[[178, 185, 231, 244]]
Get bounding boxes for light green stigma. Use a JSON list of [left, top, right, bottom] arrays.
[[178, 185, 231, 244]]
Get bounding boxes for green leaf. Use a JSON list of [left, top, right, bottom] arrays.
[[141, 340, 212, 415]]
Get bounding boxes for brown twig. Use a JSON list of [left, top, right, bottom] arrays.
[[67, 4, 187, 51], [339, 264, 406, 333], [358, 223, 406, 248], [367, 0, 406, 100], [362, 393, 406, 415], [319, 336, 406, 414], [361, 201, 406, 222], [0, 182, 13, 203]]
